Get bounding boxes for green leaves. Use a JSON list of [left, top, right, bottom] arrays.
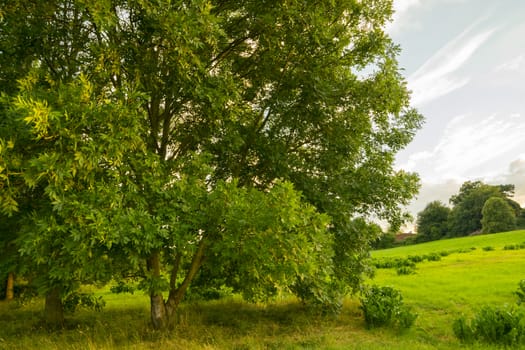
[[1, 0, 422, 324], [416, 201, 451, 242], [481, 197, 517, 234]]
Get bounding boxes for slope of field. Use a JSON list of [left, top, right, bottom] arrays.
[[371, 230, 525, 346], [373, 230, 525, 258]]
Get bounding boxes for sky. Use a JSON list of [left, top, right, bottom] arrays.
[[387, 0, 525, 229]]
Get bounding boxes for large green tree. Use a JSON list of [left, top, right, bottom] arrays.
[[481, 197, 517, 234], [448, 181, 520, 236], [416, 201, 451, 242], [1, 0, 422, 328]]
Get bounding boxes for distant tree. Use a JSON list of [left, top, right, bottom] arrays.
[[416, 201, 451, 242], [448, 181, 520, 236], [372, 231, 396, 250], [481, 197, 517, 234], [516, 209, 525, 229]]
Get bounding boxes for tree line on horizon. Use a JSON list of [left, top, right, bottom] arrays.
[[373, 180, 524, 249], [416, 181, 524, 243]]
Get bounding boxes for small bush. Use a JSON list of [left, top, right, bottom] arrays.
[[453, 305, 525, 346], [185, 285, 235, 302], [439, 250, 450, 257], [396, 266, 416, 275], [482, 246, 495, 251], [110, 281, 136, 294], [453, 316, 475, 343], [516, 280, 525, 305], [503, 244, 518, 250], [456, 247, 476, 254], [407, 255, 424, 263], [63, 292, 106, 313], [424, 252, 442, 262], [360, 285, 417, 330], [372, 258, 415, 270]]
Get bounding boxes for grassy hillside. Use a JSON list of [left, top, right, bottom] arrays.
[[1, 231, 525, 349], [373, 230, 525, 258], [371, 230, 525, 347]]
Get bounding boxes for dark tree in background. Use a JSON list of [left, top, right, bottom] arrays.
[[448, 181, 520, 236], [416, 201, 451, 242], [481, 197, 517, 234]]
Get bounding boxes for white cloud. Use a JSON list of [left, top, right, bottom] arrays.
[[495, 54, 525, 73], [393, 0, 421, 14], [385, 0, 422, 35], [400, 113, 525, 182], [408, 21, 497, 106], [489, 158, 525, 206], [386, 0, 470, 35]]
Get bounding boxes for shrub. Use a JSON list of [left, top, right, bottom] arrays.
[[407, 255, 424, 263], [453, 305, 525, 346], [482, 246, 495, 251], [110, 281, 136, 294], [452, 316, 474, 343], [360, 285, 417, 330], [372, 258, 415, 270], [396, 266, 416, 275], [63, 292, 106, 313], [516, 280, 525, 305], [185, 285, 235, 302], [456, 247, 476, 254], [504, 244, 518, 250], [424, 253, 442, 262]]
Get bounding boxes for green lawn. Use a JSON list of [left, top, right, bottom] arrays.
[[371, 230, 525, 348], [372, 230, 525, 258], [1, 231, 525, 349]]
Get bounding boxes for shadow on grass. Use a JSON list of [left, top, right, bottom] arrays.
[[0, 298, 365, 349]]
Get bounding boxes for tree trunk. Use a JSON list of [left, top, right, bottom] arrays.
[[148, 251, 168, 330], [166, 239, 206, 322], [44, 288, 64, 327], [148, 241, 207, 329], [5, 272, 14, 301], [150, 293, 168, 330]]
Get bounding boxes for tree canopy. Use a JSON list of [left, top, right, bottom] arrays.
[[416, 201, 451, 242], [448, 181, 520, 236], [481, 197, 517, 234], [0, 0, 422, 328]]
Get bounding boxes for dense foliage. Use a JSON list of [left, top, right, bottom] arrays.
[[481, 197, 517, 233], [0, 0, 421, 328], [416, 201, 451, 241], [453, 305, 525, 346], [415, 181, 522, 241], [448, 181, 519, 236], [360, 285, 417, 330]]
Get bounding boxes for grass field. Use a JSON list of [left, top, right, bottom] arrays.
[[1, 230, 525, 349]]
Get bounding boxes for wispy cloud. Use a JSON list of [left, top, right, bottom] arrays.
[[408, 20, 497, 106], [495, 54, 525, 73], [386, 0, 470, 35], [385, 0, 422, 35], [400, 113, 525, 181]]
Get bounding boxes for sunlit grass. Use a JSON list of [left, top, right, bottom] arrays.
[[372, 230, 525, 258], [371, 230, 525, 348]]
